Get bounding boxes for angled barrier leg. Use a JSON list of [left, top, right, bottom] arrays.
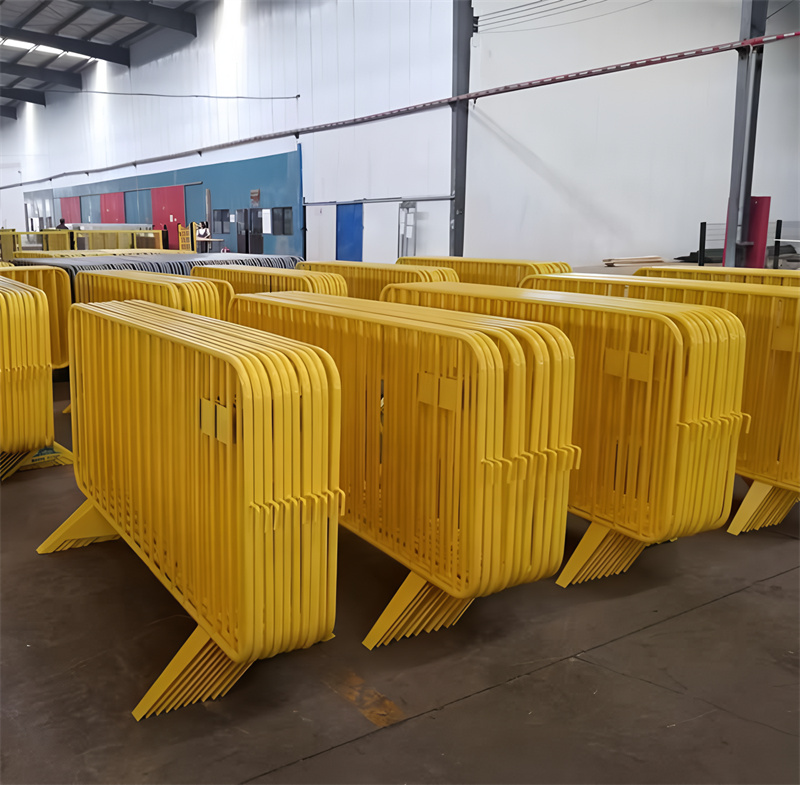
[[37, 500, 119, 553], [132, 626, 253, 721], [1, 443, 74, 482], [362, 572, 474, 650], [556, 522, 647, 587], [62, 404, 72, 415], [728, 481, 800, 535]]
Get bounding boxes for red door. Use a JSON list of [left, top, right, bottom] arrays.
[[150, 185, 186, 249], [60, 196, 81, 224], [100, 192, 125, 223]]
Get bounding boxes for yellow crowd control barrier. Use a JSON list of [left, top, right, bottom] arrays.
[[38, 301, 342, 719], [0, 261, 14, 267], [522, 272, 800, 534], [229, 291, 578, 647], [75, 270, 223, 318], [192, 264, 348, 297], [382, 282, 747, 585], [398, 256, 571, 286], [635, 264, 800, 288], [296, 261, 458, 300], [0, 265, 72, 368], [0, 278, 72, 480]]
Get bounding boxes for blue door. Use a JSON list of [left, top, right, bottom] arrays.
[[336, 203, 363, 261]]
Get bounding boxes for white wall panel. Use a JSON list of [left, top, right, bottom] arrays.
[[0, 0, 453, 217], [303, 108, 452, 203], [415, 200, 452, 257], [362, 201, 400, 262], [465, 0, 799, 266], [305, 203, 338, 262]]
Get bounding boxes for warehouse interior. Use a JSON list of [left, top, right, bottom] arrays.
[[1, 1, 798, 783]]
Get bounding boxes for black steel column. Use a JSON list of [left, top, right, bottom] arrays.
[[450, 0, 474, 256], [724, 0, 768, 267]]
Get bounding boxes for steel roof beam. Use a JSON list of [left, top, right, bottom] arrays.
[[14, 0, 52, 28], [69, 1, 197, 36], [0, 86, 46, 105], [0, 62, 82, 89], [0, 105, 17, 120], [0, 24, 130, 65]]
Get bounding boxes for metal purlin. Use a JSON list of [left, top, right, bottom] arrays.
[[6, 31, 798, 192]]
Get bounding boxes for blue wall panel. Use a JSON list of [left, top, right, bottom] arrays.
[[124, 190, 152, 224], [80, 194, 101, 223], [336, 203, 363, 261], [26, 149, 305, 256]]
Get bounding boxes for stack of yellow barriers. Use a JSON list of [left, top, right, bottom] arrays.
[[381, 282, 747, 586], [0, 264, 72, 368], [296, 261, 458, 300], [521, 272, 800, 535], [397, 256, 571, 287], [75, 269, 224, 319], [635, 265, 800, 288], [38, 301, 342, 719], [191, 264, 347, 306], [229, 292, 578, 647], [0, 277, 72, 480]]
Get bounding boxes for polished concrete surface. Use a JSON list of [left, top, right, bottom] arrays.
[[1, 383, 797, 784]]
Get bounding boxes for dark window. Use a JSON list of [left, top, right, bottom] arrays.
[[282, 207, 293, 235], [270, 206, 293, 235], [212, 209, 230, 234]]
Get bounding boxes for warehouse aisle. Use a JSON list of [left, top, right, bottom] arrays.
[[1, 385, 797, 785]]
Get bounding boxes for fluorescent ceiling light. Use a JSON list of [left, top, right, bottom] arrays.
[[36, 45, 64, 55], [2, 39, 34, 49]]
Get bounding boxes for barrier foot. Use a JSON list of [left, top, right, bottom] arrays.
[[62, 403, 72, 415], [0, 442, 73, 482], [556, 522, 647, 587], [132, 627, 252, 721], [37, 500, 119, 553], [362, 571, 474, 650], [727, 481, 800, 535]]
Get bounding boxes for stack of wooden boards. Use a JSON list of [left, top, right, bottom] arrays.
[[0, 277, 72, 479], [37, 302, 343, 720]]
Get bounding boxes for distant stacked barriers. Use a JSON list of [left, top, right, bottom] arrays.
[[397, 256, 571, 287], [297, 261, 458, 300]]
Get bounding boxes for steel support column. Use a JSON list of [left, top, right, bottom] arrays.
[[724, 0, 769, 267], [450, 0, 475, 256]]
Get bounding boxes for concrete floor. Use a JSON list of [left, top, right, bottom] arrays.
[[1, 382, 798, 785]]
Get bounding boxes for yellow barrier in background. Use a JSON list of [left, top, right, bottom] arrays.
[[635, 264, 800, 287], [0, 265, 72, 368], [522, 272, 800, 534], [1, 229, 166, 259], [192, 265, 348, 297], [297, 260, 458, 300], [229, 291, 578, 647], [0, 261, 14, 267], [381, 282, 747, 585], [397, 256, 571, 286], [0, 278, 72, 480], [37, 302, 342, 719], [75, 270, 222, 318]]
